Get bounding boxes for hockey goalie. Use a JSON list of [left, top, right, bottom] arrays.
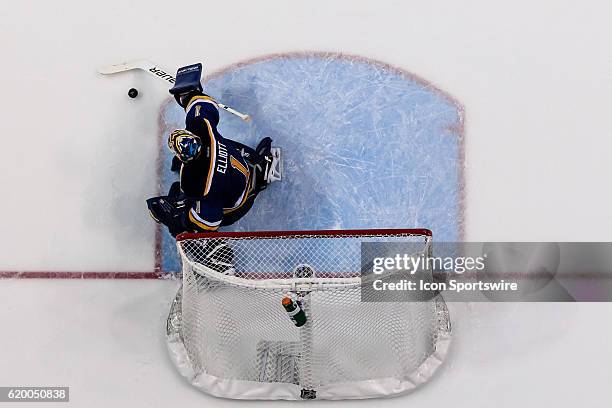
[[146, 63, 281, 237]]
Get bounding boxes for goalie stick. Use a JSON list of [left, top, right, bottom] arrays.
[[98, 60, 251, 121]]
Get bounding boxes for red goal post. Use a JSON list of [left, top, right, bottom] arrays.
[[176, 227, 433, 240], [175, 228, 433, 283]]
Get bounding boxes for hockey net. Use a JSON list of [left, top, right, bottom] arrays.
[[166, 229, 451, 400]]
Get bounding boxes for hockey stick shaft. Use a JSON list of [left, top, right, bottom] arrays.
[[98, 61, 251, 121], [215, 103, 250, 121]]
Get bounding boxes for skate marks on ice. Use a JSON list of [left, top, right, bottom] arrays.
[[157, 52, 464, 273]]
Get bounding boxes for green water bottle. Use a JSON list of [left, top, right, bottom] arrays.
[[282, 296, 307, 327]]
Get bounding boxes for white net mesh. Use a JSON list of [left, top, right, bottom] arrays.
[[166, 229, 451, 400]]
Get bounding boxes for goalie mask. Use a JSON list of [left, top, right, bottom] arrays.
[[168, 129, 204, 163]]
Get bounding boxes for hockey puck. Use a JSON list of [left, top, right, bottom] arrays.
[[128, 88, 139, 98]]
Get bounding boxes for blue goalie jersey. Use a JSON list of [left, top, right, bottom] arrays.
[[179, 95, 256, 231]]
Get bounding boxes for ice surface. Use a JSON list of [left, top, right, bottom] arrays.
[[2, 0, 612, 405], [158, 54, 463, 272]]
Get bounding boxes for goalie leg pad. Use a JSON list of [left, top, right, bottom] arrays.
[[255, 137, 272, 158], [189, 239, 235, 275], [203, 239, 235, 275]]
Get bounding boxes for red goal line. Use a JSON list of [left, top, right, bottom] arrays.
[[0, 271, 162, 279]]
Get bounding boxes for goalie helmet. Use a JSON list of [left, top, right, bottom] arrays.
[[168, 129, 204, 163]]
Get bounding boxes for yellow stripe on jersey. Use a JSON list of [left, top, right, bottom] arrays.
[[223, 192, 250, 214], [202, 118, 216, 196], [223, 168, 255, 215], [188, 210, 220, 231], [185, 95, 216, 112], [230, 156, 249, 179]]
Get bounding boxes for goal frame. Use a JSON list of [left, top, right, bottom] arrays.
[[175, 229, 433, 289], [168, 228, 451, 400]]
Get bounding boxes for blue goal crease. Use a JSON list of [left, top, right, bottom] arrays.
[[157, 55, 463, 273]]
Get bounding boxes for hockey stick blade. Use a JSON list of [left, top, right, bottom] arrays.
[[98, 60, 175, 84], [98, 60, 154, 75]]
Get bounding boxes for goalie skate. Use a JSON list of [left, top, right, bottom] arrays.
[[253, 147, 282, 192], [264, 147, 282, 183]]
